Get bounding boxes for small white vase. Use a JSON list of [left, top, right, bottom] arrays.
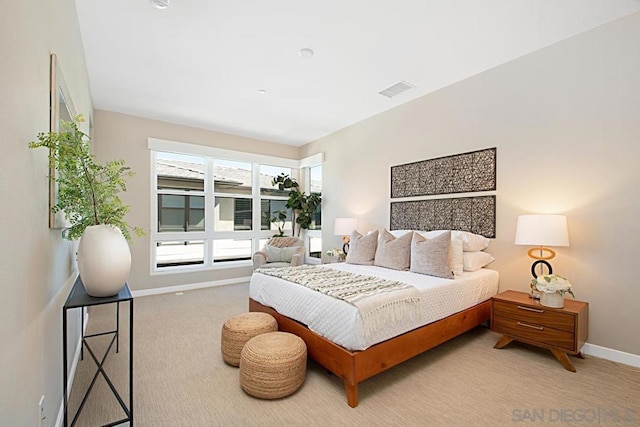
[[540, 291, 564, 308], [77, 224, 131, 297]]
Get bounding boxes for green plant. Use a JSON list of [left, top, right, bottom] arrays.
[[272, 173, 321, 237], [29, 115, 144, 241], [269, 210, 287, 237]]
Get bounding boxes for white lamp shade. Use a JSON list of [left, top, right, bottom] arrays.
[[515, 215, 569, 247], [334, 218, 357, 236]]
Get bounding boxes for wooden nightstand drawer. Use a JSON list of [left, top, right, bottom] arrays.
[[493, 316, 575, 351], [493, 300, 574, 332]]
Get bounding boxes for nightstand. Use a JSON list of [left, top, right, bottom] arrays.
[[491, 290, 588, 372]]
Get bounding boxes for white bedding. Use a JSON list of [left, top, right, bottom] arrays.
[[249, 263, 499, 351]]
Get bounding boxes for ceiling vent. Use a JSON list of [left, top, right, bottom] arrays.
[[378, 81, 415, 98]]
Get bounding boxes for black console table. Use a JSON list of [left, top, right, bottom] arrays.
[[62, 276, 133, 426]]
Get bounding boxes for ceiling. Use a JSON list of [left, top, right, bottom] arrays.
[[75, 1, 640, 146]]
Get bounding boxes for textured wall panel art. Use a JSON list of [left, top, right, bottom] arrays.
[[391, 148, 496, 198], [390, 195, 496, 238]]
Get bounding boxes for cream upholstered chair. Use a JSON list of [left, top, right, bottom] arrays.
[[252, 237, 304, 270]]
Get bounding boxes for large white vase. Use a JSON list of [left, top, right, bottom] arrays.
[[77, 224, 131, 297]]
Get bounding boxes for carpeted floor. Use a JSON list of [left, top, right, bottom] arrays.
[[67, 283, 640, 426]]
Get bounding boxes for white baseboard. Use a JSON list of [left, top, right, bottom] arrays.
[[130, 276, 252, 298], [582, 343, 640, 368], [55, 310, 89, 427]]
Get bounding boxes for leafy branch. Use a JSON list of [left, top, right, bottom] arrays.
[[29, 115, 144, 241], [271, 173, 321, 237]]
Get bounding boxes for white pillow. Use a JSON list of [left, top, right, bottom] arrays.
[[452, 231, 491, 252], [265, 245, 299, 263], [463, 251, 495, 271], [389, 230, 413, 238]]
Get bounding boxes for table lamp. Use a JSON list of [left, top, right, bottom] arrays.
[[334, 218, 357, 254], [515, 214, 569, 279]]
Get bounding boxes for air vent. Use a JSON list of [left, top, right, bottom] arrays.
[[378, 81, 415, 98]]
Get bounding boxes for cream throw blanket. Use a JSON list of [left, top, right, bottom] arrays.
[[255, 265, 423, 341]]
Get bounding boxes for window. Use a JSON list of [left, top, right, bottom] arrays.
[[259, 165, 293, 235], [156, 240, 204, 267], [310, 165, 322, 231], [214, 197, 252, 231], [158, 195, 205, 232], [149, 141, 311, 272], [305, 164, 322, 261], [156, 152, 205, 234]]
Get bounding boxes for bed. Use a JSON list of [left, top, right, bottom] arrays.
[[249, 261, 499, 407]]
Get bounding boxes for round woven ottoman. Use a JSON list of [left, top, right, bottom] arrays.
[[239, 332, 307, 399], [221, 312, 278, 367]]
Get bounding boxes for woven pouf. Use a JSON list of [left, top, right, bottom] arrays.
[[239, 332, 307, 399], [221, 312, 278, 367]]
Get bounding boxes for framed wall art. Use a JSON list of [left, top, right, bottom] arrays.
[[49, 53, 76, 228], [391, 147, 496, 198], [390, 195, 496, 238]]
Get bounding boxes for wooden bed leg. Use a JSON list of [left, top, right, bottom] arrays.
[[344, 380, 358, 408]]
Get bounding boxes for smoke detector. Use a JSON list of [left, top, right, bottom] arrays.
[[298, 48, 314, 59], [149, 0, 170, 9]]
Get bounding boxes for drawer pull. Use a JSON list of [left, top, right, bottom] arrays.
[[517, 305, 544, 314], [517, 321, 544, 331]]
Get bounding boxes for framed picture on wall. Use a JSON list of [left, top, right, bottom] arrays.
[[49, 53, 76, 229]]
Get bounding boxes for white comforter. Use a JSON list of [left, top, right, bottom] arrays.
[[249, 263, 499, 351]]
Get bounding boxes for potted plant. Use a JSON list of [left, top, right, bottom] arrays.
[[30, 115, 144, 296], [271, 173, 321, 237], [269, 210, 287, 237], [531, 274, 575, 308]]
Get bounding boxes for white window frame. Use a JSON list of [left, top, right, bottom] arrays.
[[149, 138, 308, 275], [300, 154, 324, 265]]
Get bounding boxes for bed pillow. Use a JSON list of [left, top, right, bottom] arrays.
[[393, 230, 462, 275], [410, 231, 454, 279], [463, 251, 495, 272], [346, 230, 378, 265], [450, 234, 464, 276], [265, 245, 300, 263], [452, 230, 491, 252], [374, 229, 412, 270], [389, 230, 412, 238]]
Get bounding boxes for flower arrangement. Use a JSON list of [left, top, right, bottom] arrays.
[[326, 248, 346, 262], [531, 274, 575, 297]]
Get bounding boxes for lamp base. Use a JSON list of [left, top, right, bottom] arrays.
[[531, 260, 553, 278]]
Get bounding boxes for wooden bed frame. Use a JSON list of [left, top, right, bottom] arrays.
[[249, 298, 491, 407]]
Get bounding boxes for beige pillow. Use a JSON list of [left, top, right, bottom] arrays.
[[374, 229, 412, 270], [451, 234, 464, 276], [265, 245, 300, 262], [410, 231, 454, 279], [346, 230, 378, 265]]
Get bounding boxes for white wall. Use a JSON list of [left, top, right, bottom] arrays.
[[92, 110, 300, 291], [0, 0, 93, 425], [301, 12, 640, 356]]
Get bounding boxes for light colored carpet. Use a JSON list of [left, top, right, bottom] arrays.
[[67, 283, 640, 426]]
